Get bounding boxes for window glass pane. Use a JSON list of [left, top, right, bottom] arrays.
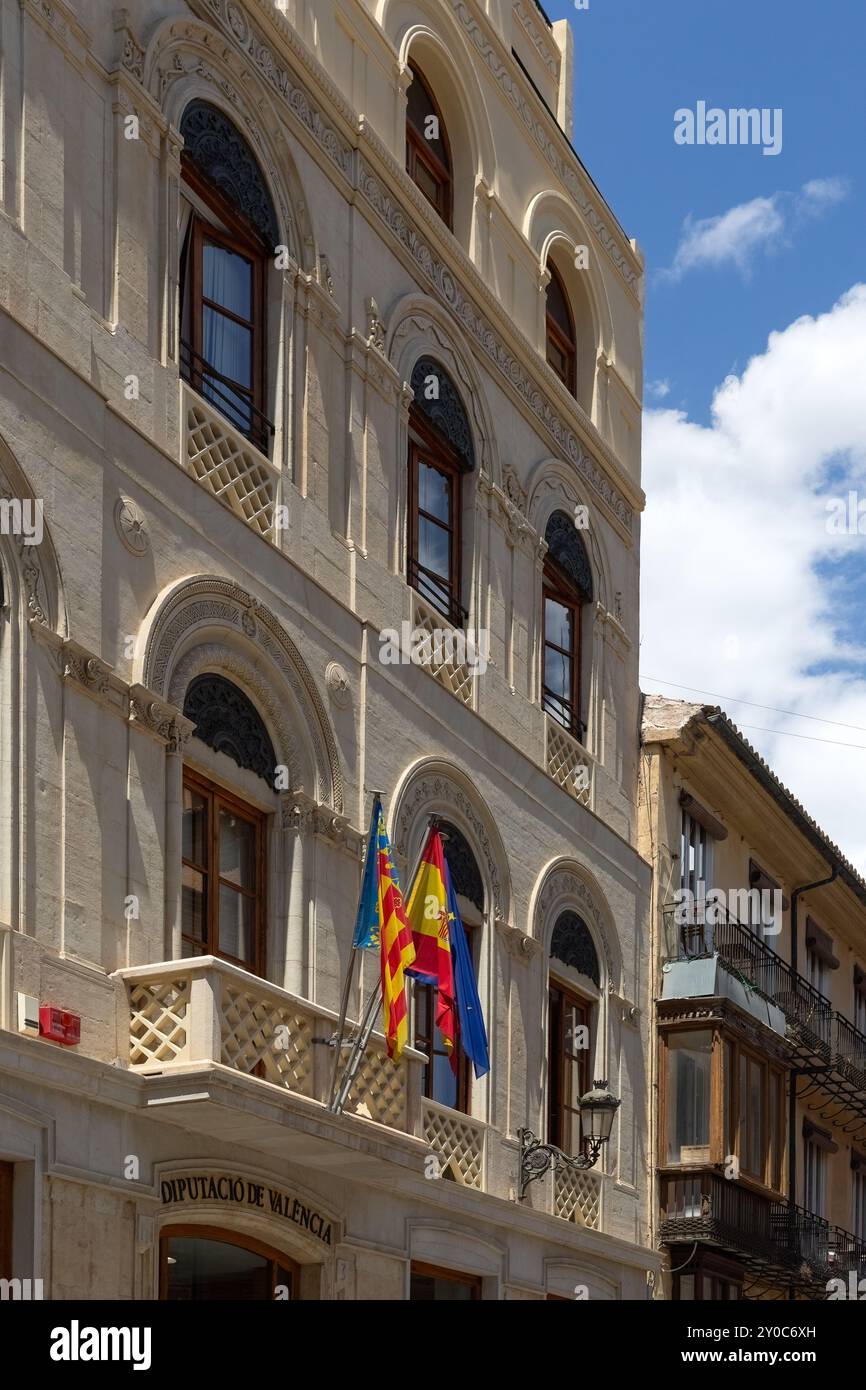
[[410, 1271, 476, 1301], [183, 789, 207, 865], [547, 339, 567, 380], [164, 1236, 269, 1301], [406, 76, 448, 167], [546, 269, 573, 340], [182, 866, 206, 942], [419, 461, 451, 523], [666, 1031, 712, 1164], [678, 1274, 695, 1301], [418, 516, 450, 579], [219, 884, 255, 963], [219, 810, 254, 889], [203, 242, 252, 319], [544, 645, 571, 701], [203, 307, 252, 387], [544, 596, 573, 652], [749, 1059, 765, 1176], [431, 1052, 459, 1110]]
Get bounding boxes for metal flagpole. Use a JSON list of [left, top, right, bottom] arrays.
[[326, 790, 384, 1109], [329, 815, 435, 1116]]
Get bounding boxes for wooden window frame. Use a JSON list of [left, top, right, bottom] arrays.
[[182, 768, 267, 977], [545, 261, 576, 396], [542, 557, 584, 741], [181, 157, 269, 451], [407, 411, 464, 627], [405, 65, 453, 229], [0, 1161, 12, 1280], [547, 979, 592, 1152], [159, 1224, 299, 1301], [670, 1247, 743, 1301], [409, 1260, 481, 1300], [658, 1026, 787, 1196]]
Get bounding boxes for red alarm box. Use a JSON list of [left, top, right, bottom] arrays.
[[39, 1005, 81, 1046]]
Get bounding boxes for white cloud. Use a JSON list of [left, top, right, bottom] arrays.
[[647, 378, 671, 399], [640, 284, 866, 870], [661, 177, 850, 281]]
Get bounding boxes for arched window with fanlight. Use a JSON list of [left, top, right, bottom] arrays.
[[180, 674, 276, 974], [547, 911, 601, 1151], [178, 100, 279, 453], [407, 357, 475, 627], [542, 511, 593, 742], [405, 62, 453, 229], [414, 821, 483, 1115], [545, 261, 577, 395]]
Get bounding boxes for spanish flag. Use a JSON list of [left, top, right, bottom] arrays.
[[353, 798, 416, 1060], [405, 827, 457, 1063]]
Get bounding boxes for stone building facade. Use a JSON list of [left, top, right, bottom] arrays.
[[0, 0, 655, 1299], [640, 696, 866, 1301]]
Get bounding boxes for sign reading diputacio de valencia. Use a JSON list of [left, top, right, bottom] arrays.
[[160, 1171, 334, 1246]]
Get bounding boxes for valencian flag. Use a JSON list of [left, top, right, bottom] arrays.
[[405, 828, 457, 1060], [352, 797, 415, 1060]]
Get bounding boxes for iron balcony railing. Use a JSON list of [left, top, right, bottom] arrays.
[[662, 1171, 866, 1290], [407, 557, 469, 629], [664, 902, 834, 1056], [180, 338, 274, 455]]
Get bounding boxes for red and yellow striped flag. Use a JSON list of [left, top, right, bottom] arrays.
[[373, 810, 416, 1060], [405, 827, 457, 1062]]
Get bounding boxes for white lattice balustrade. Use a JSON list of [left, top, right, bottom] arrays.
[[129, 975, 191, 1068], [184, 385, 277, 538], [423, 1099, 485, 1189], [546, 716, 593, 807], [554, 1166, 601, 1228], [347, 1048, 407, 1128], [411, 596, 474, 707], [221, 982, 314, 1095]]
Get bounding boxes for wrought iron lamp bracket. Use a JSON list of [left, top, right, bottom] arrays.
[[517, 1127, 603, 1200]]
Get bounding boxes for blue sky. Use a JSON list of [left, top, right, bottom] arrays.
[[545, 0, 866, 866]]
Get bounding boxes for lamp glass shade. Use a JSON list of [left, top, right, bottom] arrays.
[[578, 1082, 620, 1145]]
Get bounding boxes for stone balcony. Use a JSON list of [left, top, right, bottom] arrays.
[[116, 956, 424, 1137]]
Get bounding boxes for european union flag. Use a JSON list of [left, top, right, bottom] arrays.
[[445, 860, 490, 1079]]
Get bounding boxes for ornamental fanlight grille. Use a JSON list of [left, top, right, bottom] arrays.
[[180, 100, 279, 249], [183, 674, 277, 785], [550, 910, 600, 987], [545, 511, 593, 602], [441, 821, 484, 912], [410, 356, 475, 470]]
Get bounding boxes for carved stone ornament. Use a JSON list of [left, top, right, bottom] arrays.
[[129, 686, 194, 754], [114, 496, 150, 556], [325, 661, 351, 708], [61, 641, 111, 697], [144, 576, 343, 812], [365, 297, 387, 354], [537, 866, 619, 993]]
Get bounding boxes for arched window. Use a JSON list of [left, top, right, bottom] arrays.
[[407, 357, 474, 627], [181, 675, 274, 973], [414, 821, 482, 1115], [405, 62, 453, 229], [542, 511, 593, 741], [545, 261, 577, 395], [179, 100, 279, 453], [548, 912, 600, 1152]]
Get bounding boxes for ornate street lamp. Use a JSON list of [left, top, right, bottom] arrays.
[[518, 1079, 621, 1200]]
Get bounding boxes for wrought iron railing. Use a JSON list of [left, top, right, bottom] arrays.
[[662, 1171, 866, 1290], [180, 338, 274, 454], [663, 902, 833, 1056], [407, 556, 468, 628]]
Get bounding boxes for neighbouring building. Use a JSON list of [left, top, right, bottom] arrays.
[[0, 0, 656, 1299], [640, 696, 866, 1301]]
